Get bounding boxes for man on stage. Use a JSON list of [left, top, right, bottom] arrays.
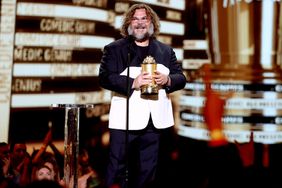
[[99, 3, 186, 188]]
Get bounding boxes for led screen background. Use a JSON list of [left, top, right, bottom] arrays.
[[0, 0, 193, 143], [2, 0, 282, 148]]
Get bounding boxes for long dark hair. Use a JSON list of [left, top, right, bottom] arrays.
[[120, 3, 160, 38]]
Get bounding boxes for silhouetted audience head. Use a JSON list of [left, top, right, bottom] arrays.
[[0, 142, 10, 163], [0, 142, 10, 180], [31, 152, 60, 182], [10, 142, 29, 168], [31, 164, 54, 181]]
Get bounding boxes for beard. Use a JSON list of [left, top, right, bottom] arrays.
[[127, 23, 154, 42]]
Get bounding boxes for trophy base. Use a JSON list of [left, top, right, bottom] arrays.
[[141, 86, 158, 95]]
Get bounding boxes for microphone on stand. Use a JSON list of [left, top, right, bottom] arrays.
[[127, 35, 135, 57], [125, 35, 135, 188]]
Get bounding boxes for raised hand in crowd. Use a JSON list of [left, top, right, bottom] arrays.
[[32, 125, 52, 164]]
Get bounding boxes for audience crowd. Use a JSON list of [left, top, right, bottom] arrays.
[[0, 127, 104, 188]]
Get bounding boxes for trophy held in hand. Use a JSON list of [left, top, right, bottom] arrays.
[[141, 55, 158, 95]]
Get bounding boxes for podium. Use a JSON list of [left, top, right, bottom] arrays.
[[52, 104, 94, 188]]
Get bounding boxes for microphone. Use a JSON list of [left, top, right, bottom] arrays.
[[125, 36, 134, 188], [127, 35, 135, 65], [127, 35, 135, 52]]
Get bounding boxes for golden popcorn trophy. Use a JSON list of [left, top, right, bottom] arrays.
[[141, 55, 158, 95]]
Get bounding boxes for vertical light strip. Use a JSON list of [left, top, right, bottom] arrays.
[[0, 0, 16, 142], [211, 0, 220, 64], [261, 1, 274, 69]]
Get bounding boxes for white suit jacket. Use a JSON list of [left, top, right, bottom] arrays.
[[108, 64, 174, 130]]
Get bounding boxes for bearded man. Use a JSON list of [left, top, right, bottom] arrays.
[[99, 3, 186, 188]]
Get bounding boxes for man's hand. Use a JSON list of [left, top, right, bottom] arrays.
[[153, 71, 170, 86], [132, 72, 153, 89]]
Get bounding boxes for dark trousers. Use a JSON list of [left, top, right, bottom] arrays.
[[105, 118, 161, 188]]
